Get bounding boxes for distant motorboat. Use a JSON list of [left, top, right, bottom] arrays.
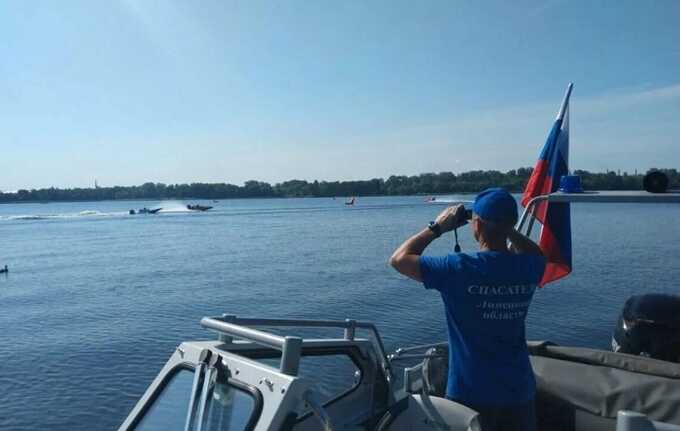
[[187, 204, 212, 212], [345, 197, 356, 206], [129, 207, 162, 215], [0, 265, 8, 274]]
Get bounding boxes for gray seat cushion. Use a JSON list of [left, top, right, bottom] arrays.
[[530, 343, 680, 429]]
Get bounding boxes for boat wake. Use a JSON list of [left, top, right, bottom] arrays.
[[2, 210, 127, 221], [156, 201, 192, 213], [1, 202, 199, 221]]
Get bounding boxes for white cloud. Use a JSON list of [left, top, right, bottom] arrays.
[[578, 83, 680, 116]]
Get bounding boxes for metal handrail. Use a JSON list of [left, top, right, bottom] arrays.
[[391, 341, 448, 355], [388, 341, 448, 362], [389, 353, 447, 362], [516, 190, 680, 236], [200, 317, 302, 375], [515, 194, 548, 235], [201, 314, 394, 382], [201, 317, 289, 350]]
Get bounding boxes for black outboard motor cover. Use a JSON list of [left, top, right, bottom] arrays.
[[613, 294, 680, 362], [643, 170, 669, 193]]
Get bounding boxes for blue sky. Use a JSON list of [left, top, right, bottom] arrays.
[[1, 0, 679, 190]]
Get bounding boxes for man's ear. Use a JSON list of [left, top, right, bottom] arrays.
[[471, 218, 481, 241]]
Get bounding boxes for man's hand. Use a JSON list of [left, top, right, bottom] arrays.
[[434, 204, 468, 233], [390, 205, 468, 282]]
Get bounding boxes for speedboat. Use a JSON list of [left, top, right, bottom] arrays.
[[140, 207, 162, 214], [130, 207, 162, 215], [118, 189, 680, 431], [187, 204, 213, 211]]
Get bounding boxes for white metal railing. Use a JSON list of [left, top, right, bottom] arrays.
[[200, 314, 393, 381]]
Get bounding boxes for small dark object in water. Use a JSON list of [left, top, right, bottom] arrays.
[[643, 171, 669, 193], [131, 208, 162, 215], [187, 204, 212, 211], [0, 265, 8, 274]]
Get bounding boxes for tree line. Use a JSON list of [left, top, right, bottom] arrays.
[[1, 168, 678, 203]]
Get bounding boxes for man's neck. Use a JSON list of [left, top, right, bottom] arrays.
[[478, 238, 508, 252]]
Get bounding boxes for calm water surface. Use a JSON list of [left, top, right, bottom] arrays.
[[1, 196, 679, 430]]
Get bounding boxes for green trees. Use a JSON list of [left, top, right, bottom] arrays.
[[0, 168, 677, 203]]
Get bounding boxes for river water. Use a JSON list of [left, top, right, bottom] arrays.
[[1, 196, 679, 430]]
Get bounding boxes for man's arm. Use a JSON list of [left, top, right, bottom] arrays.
[[507, 228, 544, 256], [389, 228, 438, 282], [390, 205, 466, 282]]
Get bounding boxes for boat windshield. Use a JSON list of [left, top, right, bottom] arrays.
[[133, 368, 257, 431]]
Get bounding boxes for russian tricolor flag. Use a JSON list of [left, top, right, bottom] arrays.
[[521, 83, 573, 286]]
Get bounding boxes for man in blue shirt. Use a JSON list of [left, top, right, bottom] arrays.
[[390, 188, 545, 431]]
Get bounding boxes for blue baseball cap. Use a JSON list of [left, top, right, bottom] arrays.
[[473, 188, 518, 224]]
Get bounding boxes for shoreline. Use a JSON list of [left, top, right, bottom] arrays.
[[0, 192, 483, 206], [2, 168, 668, 205]]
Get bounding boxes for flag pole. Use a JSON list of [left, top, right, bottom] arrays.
[[556, 82, 574, 121], [525, 82, 573, 238]]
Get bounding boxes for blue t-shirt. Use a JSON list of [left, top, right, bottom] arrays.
[[420, 251, 546, 406]]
